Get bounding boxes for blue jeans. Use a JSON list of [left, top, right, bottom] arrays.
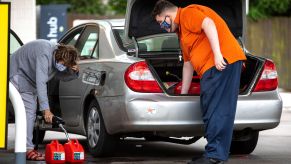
[[200, 60, 242, 161]]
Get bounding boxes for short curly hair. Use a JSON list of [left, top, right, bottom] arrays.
[[152, 0, 176, 19], [54, 44, 79, 67]]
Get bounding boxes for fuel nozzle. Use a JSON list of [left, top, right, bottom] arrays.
[[166, 71, 181, 81], [52, 116, 70, 141], [52, 116, 65, 127]]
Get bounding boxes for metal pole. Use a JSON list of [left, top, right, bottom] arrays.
[[246, 0, 249, 15], [9, 82, 26, 164], [242, 0, 248, 44]]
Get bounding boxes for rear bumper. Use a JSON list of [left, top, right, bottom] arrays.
[[103, 89, 282, 137]]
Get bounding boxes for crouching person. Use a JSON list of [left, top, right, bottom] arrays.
[[9, 40, 80, 161]]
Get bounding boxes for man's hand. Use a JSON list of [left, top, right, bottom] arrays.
[[43, 109, 54, 123], [71, 64, 80, 73], [214, 53, 227, 71]]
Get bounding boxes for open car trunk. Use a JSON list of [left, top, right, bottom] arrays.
[[125, 0, 244, 41], [144, 53, 264, 95]]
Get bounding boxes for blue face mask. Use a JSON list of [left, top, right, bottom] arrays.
[[160, 16, 172, 31], [55, 62, 67, 72]]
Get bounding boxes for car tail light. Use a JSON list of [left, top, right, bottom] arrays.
[[253, 60, 278, 92], [125, 61, 163, 93]]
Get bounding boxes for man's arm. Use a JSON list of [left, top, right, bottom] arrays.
[[36, 54, 53, 123], [202, 17, 227, 71], [181, 61, 194, 94]]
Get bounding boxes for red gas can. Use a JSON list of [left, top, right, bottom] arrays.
[[173, 75, 201, 95], [45, 140, 66, 164], [174, 82, 201, 95], [64, 139, 85, 163]]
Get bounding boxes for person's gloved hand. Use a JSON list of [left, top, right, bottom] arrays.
[[43, 109, 54, 123]]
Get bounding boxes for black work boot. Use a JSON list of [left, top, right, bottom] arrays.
[[187, 157, 225, 164]]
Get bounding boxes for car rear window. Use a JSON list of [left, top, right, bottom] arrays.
[[113, 28, 181, 53], [136, 35, 180, 52]]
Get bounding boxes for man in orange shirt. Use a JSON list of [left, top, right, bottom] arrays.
[[152, 0, 246, 163]]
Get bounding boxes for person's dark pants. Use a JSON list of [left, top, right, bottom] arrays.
[[200, 60, 242, 161]]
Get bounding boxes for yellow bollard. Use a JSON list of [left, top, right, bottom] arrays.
[[0, 2, 10, 150]]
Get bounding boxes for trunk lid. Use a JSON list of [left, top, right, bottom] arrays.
[[125, 0, 246, 44]]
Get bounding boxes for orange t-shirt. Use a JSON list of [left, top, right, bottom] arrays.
[[174, 5, 247, 77]]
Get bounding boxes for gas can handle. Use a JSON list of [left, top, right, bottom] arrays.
[[71, 139, 80, 148], [51, 140, 60, 149], [72, 139, 79, 145], [52, 140, 59, 144]]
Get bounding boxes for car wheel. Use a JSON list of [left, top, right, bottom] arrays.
[[86, 100, 116, 157], [32, 129, 46, 145], [230, 131, 259, 154]]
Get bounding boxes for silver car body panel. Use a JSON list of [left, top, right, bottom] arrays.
[[100, 87, 282, 137]]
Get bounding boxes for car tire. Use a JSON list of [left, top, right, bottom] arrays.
[[230, 131, 259, 154], [86, 100, 117, 157], [32, 128, 46, 145]]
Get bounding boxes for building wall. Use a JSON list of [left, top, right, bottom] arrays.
[[3, 0, 36, 43]]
